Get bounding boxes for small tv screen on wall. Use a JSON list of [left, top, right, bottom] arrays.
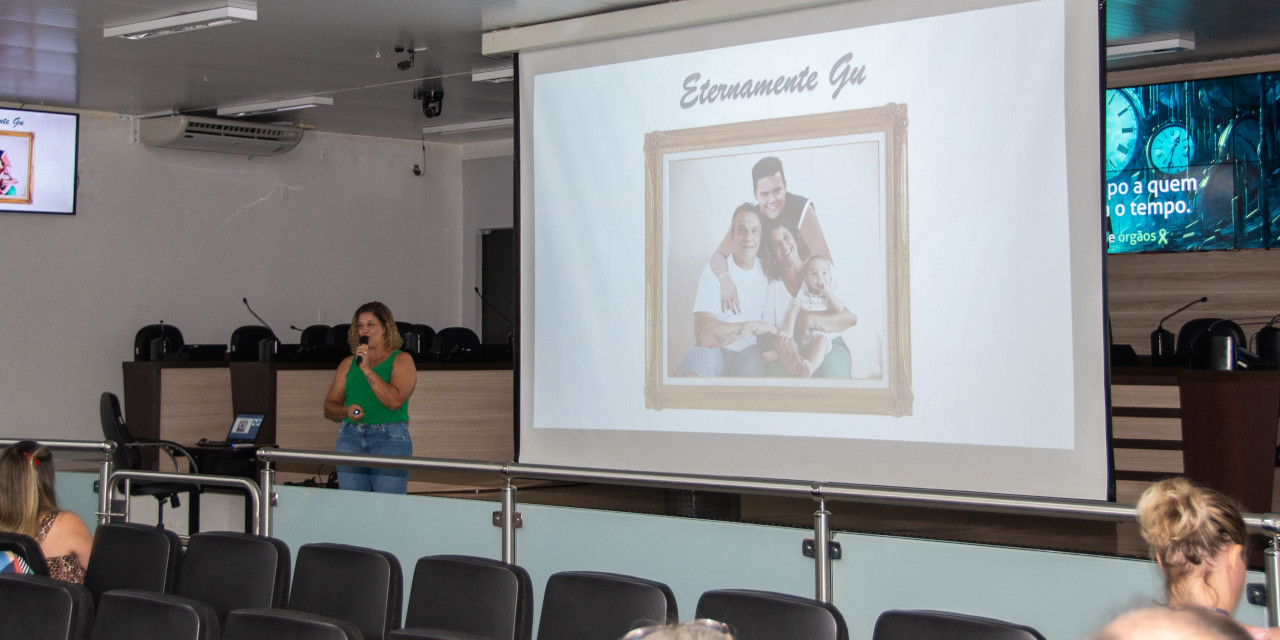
[[1105, 72, 1280, 254], [0, 108, 79, 215]]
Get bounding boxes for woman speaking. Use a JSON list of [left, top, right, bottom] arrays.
[[323, 301, 417, 493]]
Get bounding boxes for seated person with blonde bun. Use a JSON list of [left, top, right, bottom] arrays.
[[1136, 477, 1280, 640]]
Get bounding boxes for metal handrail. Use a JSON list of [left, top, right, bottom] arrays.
[[0, 438, 115, 454], [255, 447, 1280, 622], [104, 469, 264, 535], [255, 448, 1269, 529]]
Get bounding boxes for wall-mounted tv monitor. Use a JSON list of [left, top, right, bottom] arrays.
[[1106, 72, 1280, 253], [0, 108, 79, 215]]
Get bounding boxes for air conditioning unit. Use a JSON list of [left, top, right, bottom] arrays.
[[139, 115, 303, 156]]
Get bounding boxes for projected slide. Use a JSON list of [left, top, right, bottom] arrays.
[[520, 0, 1106, 498], [0, 108, 78, 215]]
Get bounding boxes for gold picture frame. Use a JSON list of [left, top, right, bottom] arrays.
[[644, 105, 912, 416], [0, 130, 34, 205]]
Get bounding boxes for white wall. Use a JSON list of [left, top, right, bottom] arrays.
[[0, 112, 466, 440], [460, 143, 515, 331]]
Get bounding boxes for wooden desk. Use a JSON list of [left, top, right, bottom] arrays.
[[121, 362, 233, 466], [1112, 366, 1280, 511], [123, 360, 515, 492]]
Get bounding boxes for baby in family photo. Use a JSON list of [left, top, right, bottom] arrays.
[[774, 254, 844, 377]]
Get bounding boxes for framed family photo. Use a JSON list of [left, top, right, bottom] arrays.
[[0, 130, 34, 205], [644, 105, 912, 416]]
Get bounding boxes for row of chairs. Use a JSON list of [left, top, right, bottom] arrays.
[[134, 323, 508, 363], [0, 524, 1045, 640]]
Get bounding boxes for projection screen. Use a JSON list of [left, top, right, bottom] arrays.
[[516, 0, 1108, 499]]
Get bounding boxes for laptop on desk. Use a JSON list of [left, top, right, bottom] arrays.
[[198, 414, 264, 448]]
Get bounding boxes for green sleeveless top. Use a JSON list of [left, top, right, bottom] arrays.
[[344, 350, 409, 424]]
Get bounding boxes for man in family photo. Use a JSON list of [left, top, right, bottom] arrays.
[[676, 203, 778, 377]]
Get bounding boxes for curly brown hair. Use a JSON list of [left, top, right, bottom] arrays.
[[347, 301, 403, 353]]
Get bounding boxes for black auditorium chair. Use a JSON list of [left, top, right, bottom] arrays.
[[98, 391, 199, 530], [294, 324, 332, 361], [133, 324, 184, 362], [327, 323, 351, 347], [229, 325, 276, 362], [408, 324, 437, 362], [396, 321, 414, 339], [301, 324, 331, 350], [695, 589, 848, 640], [0, 531, 51, 576], [223, 608, 363, 640], [1176, 318, 1245, 361], [89, 589, 218, 640], [290, 542, 403, 640], [416, 324, 436, 350], [537, 571, 677, 640], [176, 531, 291, 627], [83, 523, 183, 606], [872, 609, 1046, 640], [390, 555, 533, 640], [432, 327, 481, 361], [319, 323, 352, 362], [0, 574, 95, 640]]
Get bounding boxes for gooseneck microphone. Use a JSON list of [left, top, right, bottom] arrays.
[[1151, 296, 1207, 364], [355, 335, 369, 366], [241, 297, 279, 340]]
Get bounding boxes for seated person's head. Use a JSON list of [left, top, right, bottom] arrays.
[[1094, 607, 1251, 640], [1136, 477, 1247, 607], [622, 619, 733, 640], [0, 441, 45, 537], [6, 441, 56, 510]]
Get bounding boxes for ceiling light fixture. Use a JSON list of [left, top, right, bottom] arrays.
[[472, 67, 515, 83], [217, 96, 334, 117], [422, 118, 514, 135], [1106, 36, 1195, 61], [104, 2, 257, 40]]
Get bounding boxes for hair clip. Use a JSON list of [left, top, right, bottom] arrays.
[[22, 451, 40, 466]]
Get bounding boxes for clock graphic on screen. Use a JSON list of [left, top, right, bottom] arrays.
[[1146, 122, 1195, 175], [1218, 116, 1261, 164], [1105, 89, 1143, 174]]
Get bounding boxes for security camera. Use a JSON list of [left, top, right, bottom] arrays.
[[394, 46, 415, 71], [413, 88, 444, 118]]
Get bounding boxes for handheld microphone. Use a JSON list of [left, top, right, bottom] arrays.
[[1151, 296, 1207, 364], [355, 335, 369, 366], [241, 298, 279, 340]]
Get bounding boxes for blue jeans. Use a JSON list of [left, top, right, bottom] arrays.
[[334, 421, 412, 493]]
